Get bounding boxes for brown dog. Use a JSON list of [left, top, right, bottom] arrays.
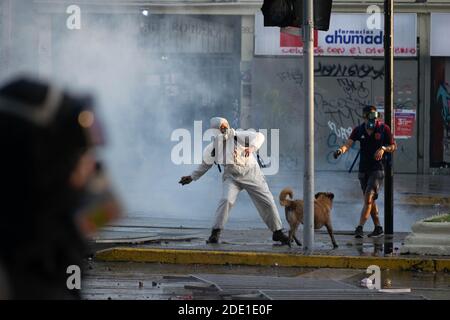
[[279, 188, 338, 249]]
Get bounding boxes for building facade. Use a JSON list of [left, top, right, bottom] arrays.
[[1, 0, 450, 174]]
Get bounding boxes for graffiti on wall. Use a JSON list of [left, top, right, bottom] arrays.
[[437, 82, 450, 164], [430, 58, 450, 166], [315, 62, 384, 80], [252, 58, 418, 172], [313, 63, 375, 170], [325, 131, 360, 168], [315, 79, 368, 128], [437, 83, 450, 125]]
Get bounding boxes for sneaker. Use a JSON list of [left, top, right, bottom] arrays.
[[206, 229, 221, 244], [272, 229, 291, 246], [354, 225, 364, 238], [368, 226, 384, 238]]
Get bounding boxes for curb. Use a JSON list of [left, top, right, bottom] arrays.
[[95, 247, 450, 272], [402, 195, 450, 206]]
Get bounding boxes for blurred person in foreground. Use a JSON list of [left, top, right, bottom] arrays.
[[0, 77, 121, 299]]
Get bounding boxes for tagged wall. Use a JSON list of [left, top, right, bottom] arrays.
[[251, 57, 418, 173], [430, 58, 450, 167]]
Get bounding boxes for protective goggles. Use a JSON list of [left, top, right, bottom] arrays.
[[366, 111, 379, 120]]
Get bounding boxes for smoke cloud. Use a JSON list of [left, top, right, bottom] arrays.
[[1, 1, 444, 232], [0, 1, 258, 229]]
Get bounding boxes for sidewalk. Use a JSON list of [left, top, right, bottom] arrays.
[[93, 226, 450, 272], [122, 172, 450, 233], [94, 173, 450, 273]]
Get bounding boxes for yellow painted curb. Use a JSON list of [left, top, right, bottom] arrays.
[[95, 247, 450, 272], [435, 259, 450, 272], [402, 195, 450, 206]]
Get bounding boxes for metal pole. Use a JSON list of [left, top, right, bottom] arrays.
[[303, 0, 314, 253], [384, 0, 394, 254]]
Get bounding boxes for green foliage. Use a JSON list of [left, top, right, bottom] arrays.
[[424, 214, 450, 223]]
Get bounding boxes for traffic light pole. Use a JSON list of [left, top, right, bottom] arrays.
[[384, 0, 394, 254], [303, 0, 315, 253]]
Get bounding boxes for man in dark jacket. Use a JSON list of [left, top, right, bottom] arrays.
[[333, 106, 397, 238]]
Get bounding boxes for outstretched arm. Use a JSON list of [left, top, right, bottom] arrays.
[[334, 139, 354, 159], [191, 161, 213, 181], [179, 143, 214, 185], [179, 161, 213, 185]]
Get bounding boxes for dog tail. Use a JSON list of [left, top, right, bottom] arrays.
[[279, 187, 294, 207]]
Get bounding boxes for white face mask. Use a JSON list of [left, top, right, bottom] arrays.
[[221, 127, 231, 140]]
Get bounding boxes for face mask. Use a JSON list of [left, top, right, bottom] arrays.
[[220, 127, 230, 140], [366, 111, 378, 129], [74, 163, 122, 237]]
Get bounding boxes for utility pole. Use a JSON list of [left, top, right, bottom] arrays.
[[303, 0, 315, 253], [261, 0, 332, 253], [384, 0, 394, 254]]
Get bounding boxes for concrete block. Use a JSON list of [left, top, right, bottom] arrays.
[[400, 214, 450, 256]]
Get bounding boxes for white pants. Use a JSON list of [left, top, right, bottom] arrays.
[[212, 165, 283, 232]]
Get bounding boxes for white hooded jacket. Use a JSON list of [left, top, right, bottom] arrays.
[[191, 128, 265, 181]]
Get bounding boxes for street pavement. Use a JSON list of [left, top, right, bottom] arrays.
[[82, 261, 450, 300], [84, 172, 450, 300], [87, 218, 450, 300]]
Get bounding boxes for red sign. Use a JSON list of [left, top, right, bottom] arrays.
[[280, 28, 318, 47], [376, 108, 416, 139], [394, 110, 415, 139]]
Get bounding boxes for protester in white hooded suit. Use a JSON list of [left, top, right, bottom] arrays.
[[179, 117, 290, 245]]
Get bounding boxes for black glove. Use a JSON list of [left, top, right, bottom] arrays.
[[333, 149, 342, 159], [179, 176, 193, 185]]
